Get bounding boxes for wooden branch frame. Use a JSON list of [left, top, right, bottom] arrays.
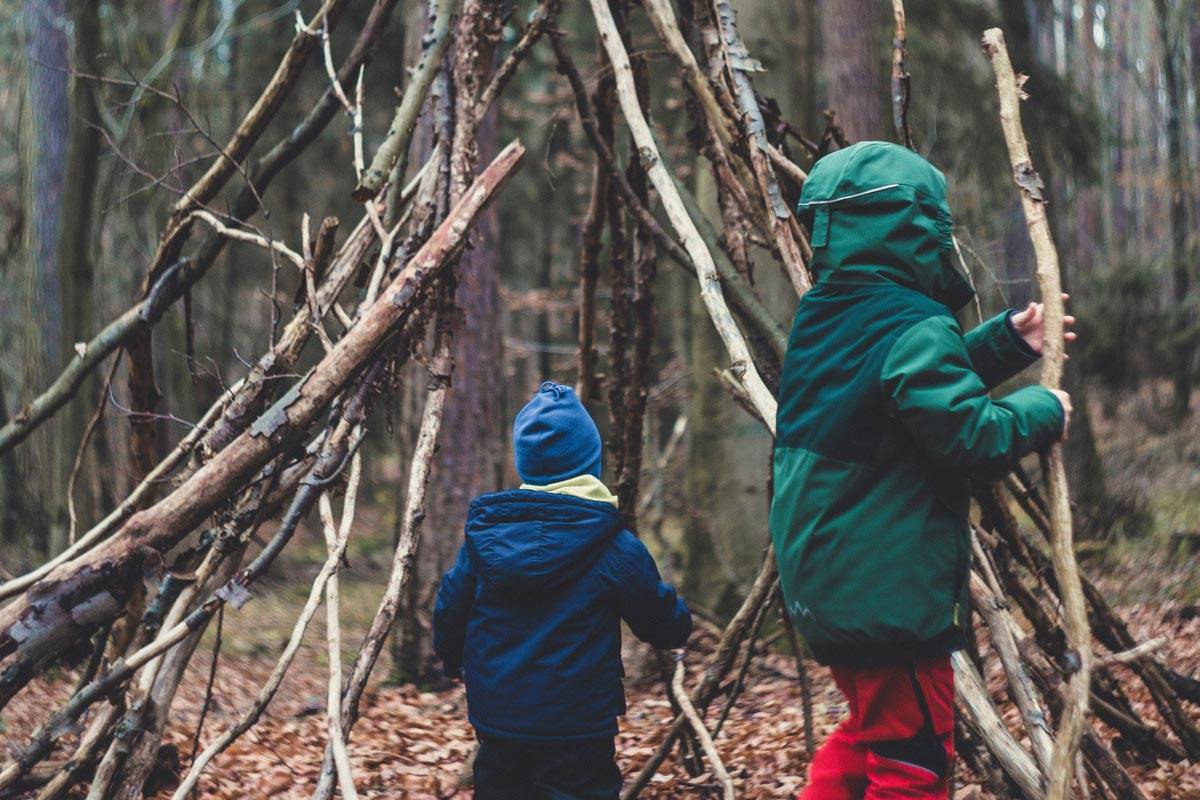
[[0, 142, 525, 710], [587, 0, 777, 432]]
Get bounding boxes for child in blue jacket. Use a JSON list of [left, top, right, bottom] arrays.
[[434, 381, 693, 800]]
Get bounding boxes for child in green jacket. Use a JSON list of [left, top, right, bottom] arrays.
[[771, 142, 1073, 799]]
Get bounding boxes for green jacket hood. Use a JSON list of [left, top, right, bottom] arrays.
[[798, 141, 975, 311]]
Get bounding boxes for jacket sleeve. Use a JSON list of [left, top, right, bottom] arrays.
[[432, 544, 476, 679], [608, 532, 693, 649], [881, 315, 1065, 480], [962, 310, 1041, 389]]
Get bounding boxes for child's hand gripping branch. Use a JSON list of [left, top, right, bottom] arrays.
[[771, 142, 1073, 800], [432, 381, 691, 800], [1010, 294, 1076, 439]]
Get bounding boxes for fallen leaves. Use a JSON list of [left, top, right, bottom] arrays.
[[2, 599, 1197, 799]]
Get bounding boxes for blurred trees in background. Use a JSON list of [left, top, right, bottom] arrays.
[[0, 0, 1196, 645]]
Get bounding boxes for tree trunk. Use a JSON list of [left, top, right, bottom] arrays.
[[1154, 0, 1192, 418], [681, 166, 737, 615], [55, 0, 104, 533], [817, 0, 885, 142], [392, 0, 505, 686], [20, 0, 71, 554]]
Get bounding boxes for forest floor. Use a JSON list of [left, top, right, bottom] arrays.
[[3, 392, 1199, 798], [3, 572, 1199, 799]]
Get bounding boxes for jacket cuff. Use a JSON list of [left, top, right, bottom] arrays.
[[1005, 385, 1066, 449], [966, 310, 1041, 388], [1002, 309, 1041, 359]]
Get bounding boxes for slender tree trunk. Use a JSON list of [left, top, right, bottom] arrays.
[[1154, 0, 1193, 418], [682, 166, 736, 615], [56, 0, 103, 533], [422, 1, 505, 678], [817, 0, 885, 141], [393, 0, 505, 685], [20, 0, 71, 554]]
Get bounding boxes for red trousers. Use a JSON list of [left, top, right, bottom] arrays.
[[802, 655, 954, 800]]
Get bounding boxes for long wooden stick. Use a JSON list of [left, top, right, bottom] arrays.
[[586, 0, 777, 431], [319, 454, 363, 800], [970, 571, 1054, 773], [672, 658, 735, 800], [982, 28, 1092, 800], [890, 0, 914, 148]]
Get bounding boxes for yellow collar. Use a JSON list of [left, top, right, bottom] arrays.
[[520, 474, 619, 506]]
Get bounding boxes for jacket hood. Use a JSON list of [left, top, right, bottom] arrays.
[[465, 490, 623, 594], [797, 141, 975, 311]]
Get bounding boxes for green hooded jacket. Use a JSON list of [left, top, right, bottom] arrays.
[[771, 141, 1065, 666]]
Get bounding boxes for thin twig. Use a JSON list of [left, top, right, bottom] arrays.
[[319, 453, 363, 800], [65, 356, 120, 544], [190, 209, 307, 270]]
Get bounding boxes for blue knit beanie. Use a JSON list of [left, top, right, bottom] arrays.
[[513, 381, 603, 484]]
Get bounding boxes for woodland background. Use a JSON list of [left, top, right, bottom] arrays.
[[0, 0, 1198, 797]]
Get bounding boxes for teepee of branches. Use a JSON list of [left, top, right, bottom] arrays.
[[0, 2, 1196, 799]]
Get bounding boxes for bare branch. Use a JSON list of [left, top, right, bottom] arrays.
[[354, 0, 456, 200], [983, 29, 1092, 800], [671, 657, 735, 800]]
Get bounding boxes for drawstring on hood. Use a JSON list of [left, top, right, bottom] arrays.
[[797, 141, 976, 312]]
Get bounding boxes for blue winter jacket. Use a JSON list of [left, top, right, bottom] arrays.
[[432, 489, 692, 742]]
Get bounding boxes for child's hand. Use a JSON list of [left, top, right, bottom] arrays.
[[1011, 293, 1076, 356], [1050, 389, 1072, 441]]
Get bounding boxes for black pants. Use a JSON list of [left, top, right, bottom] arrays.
[[473, 734, 622, 800]]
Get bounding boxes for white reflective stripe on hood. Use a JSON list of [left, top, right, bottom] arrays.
[[797, 183, 902, 207]]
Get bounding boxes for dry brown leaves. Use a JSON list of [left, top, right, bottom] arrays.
[[1, 600, 1197, 799]]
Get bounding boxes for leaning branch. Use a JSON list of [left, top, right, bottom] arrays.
[[174, 0, 349, 214], [953, 650, 1046, 799], [671, 657, 735, 800], [548, 35, 786, 357], [0, 260, 187, 455], [621, 550, 777, 799]]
